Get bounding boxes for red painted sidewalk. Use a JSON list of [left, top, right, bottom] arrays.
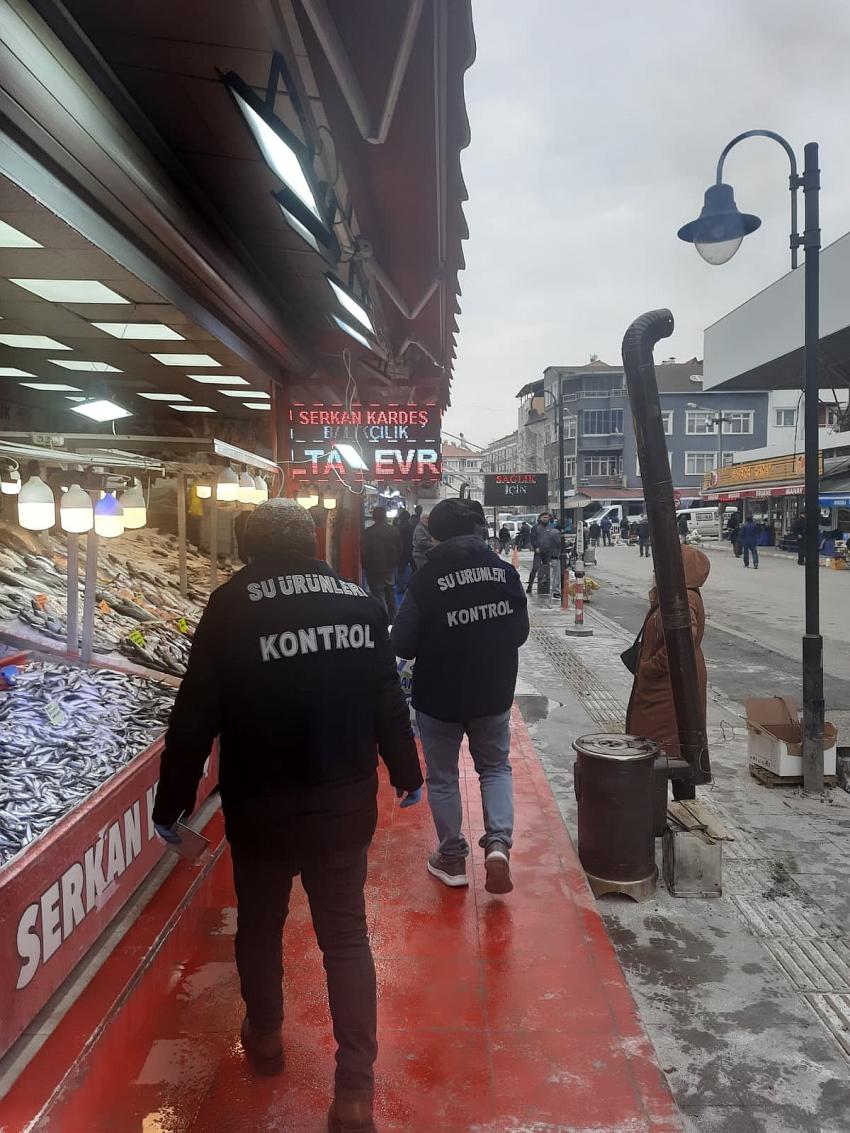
[[2, 710, 682, 1132]]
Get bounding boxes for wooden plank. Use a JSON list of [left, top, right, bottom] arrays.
[[749, 763, 837, 789], [667, 802, 706, 832], [681, 801, 733, 842]]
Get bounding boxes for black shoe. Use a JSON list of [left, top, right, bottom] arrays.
[[427, 852, 469, 888], [484, 843, 513, 895], [241, 1016, 284, 1076]]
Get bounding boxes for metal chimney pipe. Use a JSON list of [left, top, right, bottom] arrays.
[[621, 309, 711, 786]]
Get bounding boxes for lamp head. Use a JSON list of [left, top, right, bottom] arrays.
[[677, 183, 762, 265]]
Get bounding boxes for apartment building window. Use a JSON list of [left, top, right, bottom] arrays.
[[583, 456, 622, 478], [774, 408, 796, 427], [583, 376, 616, 395], [661, 410, 673, 435], [565, 458, 576, 479], [562, 415, 577, 439], [685, 410, 716, 434], [722, 411, 753, 434], [582, 408, 624, 435], [824, 406, 841, 427], [685, 451, 717, 476]]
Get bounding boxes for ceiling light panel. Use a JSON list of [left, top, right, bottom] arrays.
[[151, 354, 220, 366], [218, 389, 270, 398], [327, 276, 375, 334], [188, 374, 246, 385], [0, 221, 42, 248], [0, 334, 70, 349], [21, 382, 83, 391], [9, 279, 130, 303], [70, 399, 132, 423], [137, 392, 191, 401], [92, 322, 185, 340], [169, 404, 216, 413], [244, 403, 271, 410], [330, 314, 374, 352], [0, 367, 35, 377], [49, 360, 122, 372]]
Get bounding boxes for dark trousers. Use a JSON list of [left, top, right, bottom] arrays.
[[639, 538, 651, 557], [742, 544, 759, 567], [602, 531, 612, 546], [527, 552, 540, 592], [366, 573, 397, 620], [797, 536, 805, 565], [232, 845, 377, 1094]]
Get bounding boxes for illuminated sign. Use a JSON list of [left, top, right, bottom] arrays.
[[483, 473, 549, 507], [289, 403, 441, 482], [703, 452, 823, 492]]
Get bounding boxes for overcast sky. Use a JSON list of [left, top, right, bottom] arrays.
[[444, 0, 850, 447]]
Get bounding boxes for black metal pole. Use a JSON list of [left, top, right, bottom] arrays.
[[558, 381, 566, 527], [801, 141, 824, 792], [622, 309, 711, 787]]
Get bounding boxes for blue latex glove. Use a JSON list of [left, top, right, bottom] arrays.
[[155, 822, 182, 845], [396, 787, 422, 809]]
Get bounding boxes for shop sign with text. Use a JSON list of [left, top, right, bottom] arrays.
[[483, 473, 549, 507]]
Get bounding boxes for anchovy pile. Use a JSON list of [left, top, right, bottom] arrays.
[[0, 661, 175, 865], [0, 523, 235, 677]]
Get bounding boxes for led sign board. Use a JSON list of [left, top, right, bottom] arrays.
[[483, 473, 549, 507], [289, 403, 441, 483]]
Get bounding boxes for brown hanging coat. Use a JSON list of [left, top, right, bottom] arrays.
[[625, 545, 710, 758]]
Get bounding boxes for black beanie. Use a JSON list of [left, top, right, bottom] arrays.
[[428, 498, 477, 542]]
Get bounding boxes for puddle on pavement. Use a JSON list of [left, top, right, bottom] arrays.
[[515, 693, 562, 726]]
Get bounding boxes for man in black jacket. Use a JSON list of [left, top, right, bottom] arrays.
[[391, 499, 529, 895], [152, 499, 421, 1133], [361, 506, 400, 618]]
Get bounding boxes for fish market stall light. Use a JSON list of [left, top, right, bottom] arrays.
[[60, 484, 94, 533], [196, 483, 212, 499], [326, 275, 376, 336], [70, 399, 132, 423], [253, 476, 269, 503], [238, 470, 256, 504], [119, 481, 147, 529], [216, 466, 239, 502], [94, 492, 124, 538], [297, 491, 319, 510], [1, 469, 21, 495], [323, 496, 337, 510], [330, 314, 377, 353], [17, 475, 56, 530]]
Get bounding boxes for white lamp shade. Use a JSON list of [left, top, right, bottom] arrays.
[[254, 476, 269, 503], [238, 470, 256, 504], [323, 496, 337, 510], [1, 470, 21, 495], [94, 492, 125, 538], [60, 484, 93, 533], [119, 482, 147, 529], [196, 483, 212, 499], [216, 467, 239, 501], [297, 492, 319, 510], [17, 475, 56, 531]]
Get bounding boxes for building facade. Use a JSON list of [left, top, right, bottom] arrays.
[[440, 442, 485, 503], [481, 431, 518, 476]]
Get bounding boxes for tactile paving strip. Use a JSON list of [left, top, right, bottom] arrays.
[[765, 939, 850, 992], [530, 626, 626, 731], [805, 994, 850, 1058]]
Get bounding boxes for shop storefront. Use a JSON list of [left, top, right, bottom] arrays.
[[702, 453, 825, 548]]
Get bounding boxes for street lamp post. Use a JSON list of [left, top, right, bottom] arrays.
[[678, 130, 823, 793]]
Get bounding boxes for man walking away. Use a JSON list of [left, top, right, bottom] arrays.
[[517, 521, 531, 550], [792, 511, 807, 565], [600, 515, 613, 546], [739, 516, 760, 569], [152, 499, 422, 1133], [362, 506, 400, 618], [392, 499, 529, 895], [725, 509, 740, 546], [677, 513, 690, 543], [498, 524, 512, 555], [638, 517, 651, 558], [412, 510, 434, 571], [588, 520, 602, 548]]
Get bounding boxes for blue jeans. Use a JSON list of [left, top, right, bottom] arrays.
[[416, 710, 514, 859], [743, 544, 759, 567]]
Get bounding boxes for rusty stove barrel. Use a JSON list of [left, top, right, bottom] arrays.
[[573, 733, 659, 901]]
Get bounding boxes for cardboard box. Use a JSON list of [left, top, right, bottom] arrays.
[[745, 697, 838, 778]]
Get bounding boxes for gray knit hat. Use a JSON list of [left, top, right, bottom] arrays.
[[243, 498, 317, 558]]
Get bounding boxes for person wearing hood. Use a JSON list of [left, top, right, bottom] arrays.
[[391, 499, 529, 895], [152, 499, 422, 1131], [625, 544, 710, 801]]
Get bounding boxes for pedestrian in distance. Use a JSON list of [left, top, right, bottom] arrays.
[[638, 517, 651, 558], [528, 512, 560, 594], [588, 520, 602, 548], [391, 498, 530, 895], [725, 510, 740, 545], [600, 515, 613, 546], [629, 519, 640, 545], [625, 544, 711, 802], [792, 511, 807, 565], [412, 510, 435, 571], [361, 506, 400, 619], [517, 521, 531, 550], [677, 513, 690, 543], [394, 508, 414, 596], [152, 499, 422, 1133], [739, 516, 760, 569]]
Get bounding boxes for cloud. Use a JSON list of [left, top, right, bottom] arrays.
[[447, 0, 850, 445]]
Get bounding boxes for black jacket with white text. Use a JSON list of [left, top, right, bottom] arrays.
[[391, 536, 529, 722], [153, 553, 422, 854]]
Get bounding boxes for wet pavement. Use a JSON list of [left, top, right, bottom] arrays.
[[0, 711, 681, 1133]]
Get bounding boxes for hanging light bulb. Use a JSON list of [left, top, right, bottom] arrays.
[[60, 484, 94, 533], [253, 475, 269, 503], [238, 470, 256, 504], [94, 492, 124, 538], [216, 466, 239, 501], [196, 482, 212, 500], [297, 488, 319, 510], [323, 496, 337, 510], [119, 479, 147, 529], [1, 468, 21, 495], [17, 474, 56, 531]]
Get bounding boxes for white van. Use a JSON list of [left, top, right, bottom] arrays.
[[676, 506, 721, 537]]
